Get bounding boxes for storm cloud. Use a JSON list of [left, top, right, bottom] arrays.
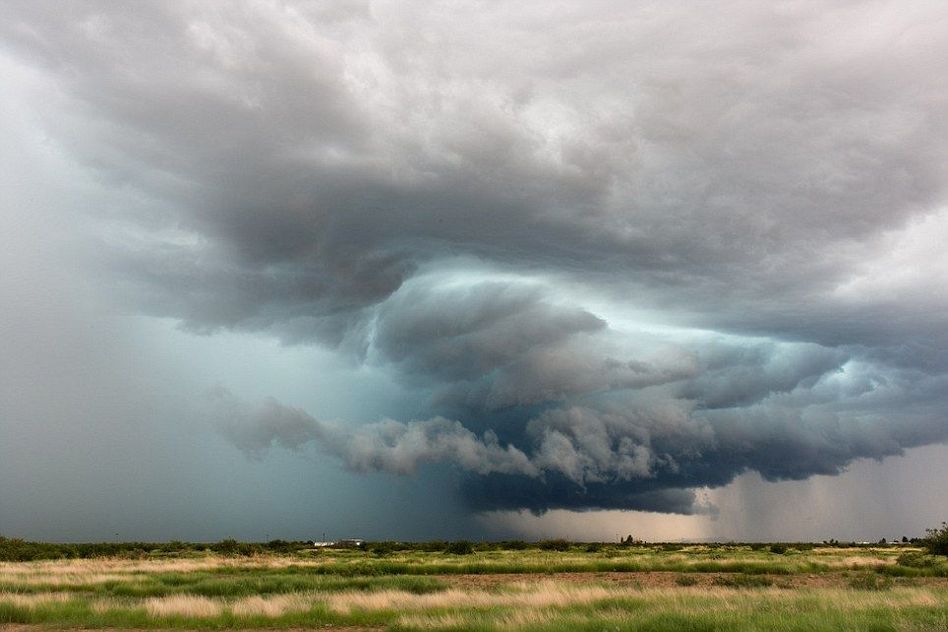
[[2, 0, 947, 520]]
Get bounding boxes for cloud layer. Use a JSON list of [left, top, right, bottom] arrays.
[[3, 0, 947, 517]]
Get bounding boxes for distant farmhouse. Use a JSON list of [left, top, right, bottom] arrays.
[[312, 538, 364, 549]]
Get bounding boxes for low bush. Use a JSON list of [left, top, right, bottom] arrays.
[[897, 552, 938, 568], [538, 539, 571, 552], [209, 539, 260, 556]]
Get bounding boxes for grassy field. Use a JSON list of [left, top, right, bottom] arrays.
[[1, 544, 947, 630]]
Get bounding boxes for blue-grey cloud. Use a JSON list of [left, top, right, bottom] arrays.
[[210, 388, 537, 477]]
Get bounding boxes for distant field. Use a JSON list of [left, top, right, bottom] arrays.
[[2, 544, 947, 630]]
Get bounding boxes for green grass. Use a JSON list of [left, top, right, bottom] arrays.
[[390, 589, 948, 632], [0, 572, 446, 597]]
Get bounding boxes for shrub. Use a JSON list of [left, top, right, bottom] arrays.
[[538, 539, 571, 551], [923, 522, 948, 556], [769, 543, 788, 555], [444, 541, 474, 555], [897, 552, 937, 568], [369, 543, 394, 556], [209, 539, 260, 556]]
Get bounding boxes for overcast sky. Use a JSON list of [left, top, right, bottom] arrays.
[[1, 0, 947, 542]]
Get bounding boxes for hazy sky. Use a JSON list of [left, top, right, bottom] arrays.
[[1, 1, 947, 542]]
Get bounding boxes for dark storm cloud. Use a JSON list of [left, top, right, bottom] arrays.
[[3, 0, 948, 515]]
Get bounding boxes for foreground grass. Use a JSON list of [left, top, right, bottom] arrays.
[[1, 547, 947, 630], [2, 584, 946, 630]]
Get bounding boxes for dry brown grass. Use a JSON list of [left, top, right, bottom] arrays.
[[329, 581, 617, 614], [823, 555, 890, 568], [0, 555, 325, 578], [494, 607, 559, 628], [397, 612, 470, 629], [0, 592, 72, 608], [82, 593, 315, 619], [0, 555, 337, 594], [0, 572, 133, 586], [230, 594, 313, 617], [143, 594, 223, 618], [90, 598, 121, 614]]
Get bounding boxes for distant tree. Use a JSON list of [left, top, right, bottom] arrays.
[[902, 536, 909, 543], [211, 538, 240, 555], [370, 541, 395, 555], [923, 522, 948, 556]]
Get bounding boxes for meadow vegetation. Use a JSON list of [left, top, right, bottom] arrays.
[[1, 538, 946, 630]]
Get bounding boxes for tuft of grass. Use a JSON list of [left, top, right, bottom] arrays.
[[144, 594, 223, 617], [0, 602, 29, 624], [230, 593, 312, 617]]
